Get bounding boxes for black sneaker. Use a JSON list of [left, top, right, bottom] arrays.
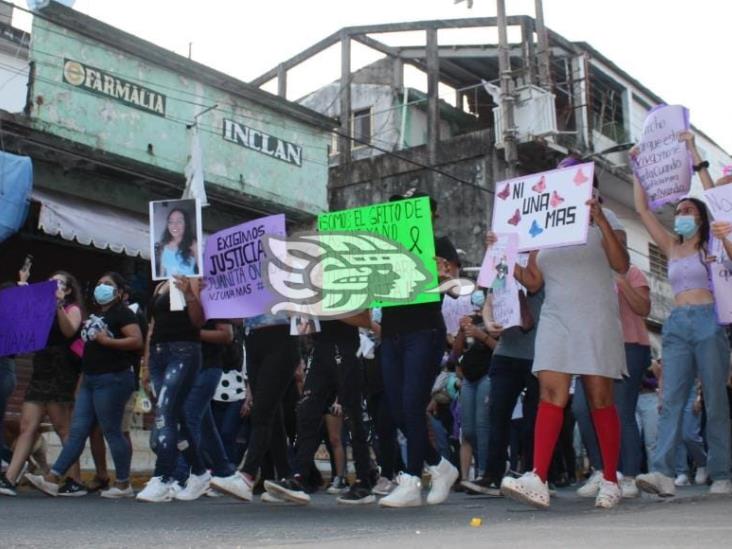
[[58, 478, 88, 497], [264, 476, 311, 505], [460, 477, 502, 497], [0, 472, 17, 497], [337, 482, 376, 505]]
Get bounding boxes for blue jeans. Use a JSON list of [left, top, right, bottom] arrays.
[[380, 328, 445, 476], [674, 384, 707, 474], [0, 358, 17, 463], [635, 392, 659, 466], [653, 304, 730, 480], [459, 373, 491, 477], [149, 341, 202, 481], [574, 343, 650, 476], [211, 400, 247, 466], [52, 369, 134, 481], [174, 367, 234, 482]]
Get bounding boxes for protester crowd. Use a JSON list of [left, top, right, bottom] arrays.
[[1, 138, 731, 512]]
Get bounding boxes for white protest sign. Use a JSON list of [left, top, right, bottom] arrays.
[[492, 284, 521, 329], [491, 163, 593, 252], [710, 262, 732, 325], [704, 184, 732, 262], [632, 105, 691, 210], [477, 233, 519, 290]]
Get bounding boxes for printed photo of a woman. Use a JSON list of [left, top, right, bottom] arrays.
[[149, 199, 202, 281]]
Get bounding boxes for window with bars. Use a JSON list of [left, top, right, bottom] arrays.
[[330, 108, 373, 155], [648, 242, 668, 279]]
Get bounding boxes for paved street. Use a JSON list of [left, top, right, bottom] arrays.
[[1, 484, 731, 548]]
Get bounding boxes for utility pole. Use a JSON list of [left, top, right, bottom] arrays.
[[339, 31, 352, 180], [497, 0, 518, 177], [534, 0, 552, 90]]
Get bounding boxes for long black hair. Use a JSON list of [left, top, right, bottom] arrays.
[[676, 197, 711, 254], [95, 271, 128, 309], [160, 207, 195, 265]]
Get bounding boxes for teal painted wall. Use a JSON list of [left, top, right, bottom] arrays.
[[29, 17, 329, 214]]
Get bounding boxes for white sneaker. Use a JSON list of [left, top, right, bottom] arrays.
[[100, 485, 135, 499], [378, 473, 422, 508], [694, 467, 709, 486], [619, 476, 639, 498], [576, 470, 603, 498], [136, 476, 174, 503], [169, 482, 183, 499], [500, 471, 550, 509], [674, 473, 690, 487], [175, 471, 212, 501], [595, 479, 621, 509], [261, 492, 287, 503], [24, 473, 59, 497], [372, 476, 395, 496], [636, 472, 675, 497], [709, 479, 732, 495], [205, 488, 222, 498], [426, 458, 459, 505], [210, 472, 252, 502]]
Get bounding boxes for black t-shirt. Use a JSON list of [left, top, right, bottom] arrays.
[[318, 319, 359, 346], [380, 236, 458, 337], [150, 291, 200, 344], [82, 303, 139, 375], [201, 319, 231, 368]]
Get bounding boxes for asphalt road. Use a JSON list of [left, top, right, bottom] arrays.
[[1, 484, 731, 548]]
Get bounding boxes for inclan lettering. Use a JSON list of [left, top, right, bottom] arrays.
[[223, 119, 303, 167]]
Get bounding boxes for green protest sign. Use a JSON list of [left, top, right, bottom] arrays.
[[316, 196, 439, 309]]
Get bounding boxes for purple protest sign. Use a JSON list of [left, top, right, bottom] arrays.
[[201, 214, 286, 319], [632, 104, 692, 210], [0, 281, 57, 357], [711, 262, 732, 325]]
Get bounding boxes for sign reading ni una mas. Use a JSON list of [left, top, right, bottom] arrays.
[[62, 59, 167, 117], [223, 118, 303, 167]]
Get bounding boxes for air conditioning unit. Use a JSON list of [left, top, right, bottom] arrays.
[[494, 85, 557, 148]]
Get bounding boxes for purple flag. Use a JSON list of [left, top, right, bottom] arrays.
[[0, 280, 57, 357], [201, 214, 286, 319]]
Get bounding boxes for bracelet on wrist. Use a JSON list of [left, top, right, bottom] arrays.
[[693, 160, 709, 172]]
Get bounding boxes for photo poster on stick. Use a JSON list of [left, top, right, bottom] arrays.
[[632, 104, 692, 211], [0, 281, 57, 357], [491, 163, 594, 252], [149, 198, 204, 281], [477, 233, 519, 291], [491, 281, 521, 330], [201, 214, 286, 319], [316, 196, 438, 309]]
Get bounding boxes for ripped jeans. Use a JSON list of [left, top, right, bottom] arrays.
[[149, 341, 202, 482]]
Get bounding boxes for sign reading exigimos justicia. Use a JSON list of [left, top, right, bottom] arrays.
[[62, 59, 167, 117]]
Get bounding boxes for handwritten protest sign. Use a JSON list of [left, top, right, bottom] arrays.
[[0, 281, 57, 356], [492, 284, 521, 329], [632, 105, 692, 210], [710, 262, 732, 324], [704, 185, 732, 261], [442, 294, 474, 336], [478, 233, 519, 290], [201, 214, 285, 319], [317, 196, 438, 308], [491, 163, 594, 252]]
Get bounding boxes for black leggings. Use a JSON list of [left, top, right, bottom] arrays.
[[241, 326, 298, 479]]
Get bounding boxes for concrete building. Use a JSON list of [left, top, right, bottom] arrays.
[[252, 15, 732, 349]]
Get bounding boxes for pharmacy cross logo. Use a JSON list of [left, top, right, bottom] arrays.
[[262, 231, 427, 319]]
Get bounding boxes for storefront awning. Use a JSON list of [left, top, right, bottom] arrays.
[[32, 189, 150, 259]]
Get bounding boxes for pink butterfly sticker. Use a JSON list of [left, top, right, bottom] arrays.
[[532, 176, 546, 193], [550, 190, 565, 208], [507, 209, 521, 226], [497, 183, 510, 200], [574, 167, 589, 185]]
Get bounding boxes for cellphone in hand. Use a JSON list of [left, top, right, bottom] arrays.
[[20, 254, 33, 274]]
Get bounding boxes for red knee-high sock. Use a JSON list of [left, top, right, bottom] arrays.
[[533, 401, 565, 482], [591, 405, 620, 483]]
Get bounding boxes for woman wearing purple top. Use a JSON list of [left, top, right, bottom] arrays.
[[633, 156, 732, 496]]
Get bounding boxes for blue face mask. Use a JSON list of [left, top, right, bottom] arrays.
[[94, 283, 117, 305], [673, 215, 699, 238], [471, 291, 486, 309]]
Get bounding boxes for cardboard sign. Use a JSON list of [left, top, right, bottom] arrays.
[[632, 105, 692, 210], [491, 163, 594, 252], [0, 281, 57, 357], [149, 198, 204, 281], [201, 214, 285, 319], [317, 196, 438, 308], [710, 262, 732, 324], [478, 233, 519, 290]]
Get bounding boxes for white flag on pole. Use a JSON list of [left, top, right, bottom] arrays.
[[182, 124, 209, 206]]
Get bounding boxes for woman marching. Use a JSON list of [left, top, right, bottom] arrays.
[[25, 273, 143, 498], [500, 159, 629, 510], [634, 134, 732, 496], [0, 271, 84, 497]]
